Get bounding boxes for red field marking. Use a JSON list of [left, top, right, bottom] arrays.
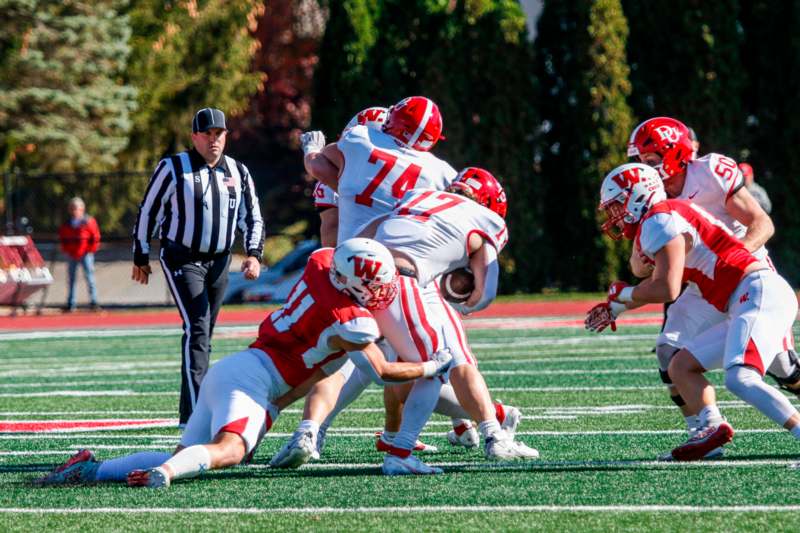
[[0, 301, 664, 332], [0, 419, 175, 433]]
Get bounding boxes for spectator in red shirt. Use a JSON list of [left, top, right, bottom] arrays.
[[58, 197, 100, 311]]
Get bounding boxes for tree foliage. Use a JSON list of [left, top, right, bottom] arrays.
[[533, 0, 634, 290], [0, 0, 137, 173], [120, 0, 265, 168]]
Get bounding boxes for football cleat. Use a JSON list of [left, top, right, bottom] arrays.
[[447, 422, 480, 449], [497, 403, 522, 438], [35, 449, 99, 485], [658, 446, 724, 462], [314, 426, 327, 460], [375, 433, 438, 454], [670, 422, 734, 462], [127, 467, 170, 488], [382, 454, 443, 476], [269, 430, 316, 469], [484, 432, 540, 460]]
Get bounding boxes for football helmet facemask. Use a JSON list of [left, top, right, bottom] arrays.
[[599, 163, 666, 240]]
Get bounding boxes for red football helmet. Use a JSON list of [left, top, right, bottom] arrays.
[[450, 167, 508, 218], [627, 117, 695, 180], [382, 96, 443, 152]]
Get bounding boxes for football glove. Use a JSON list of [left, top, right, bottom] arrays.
[[301, 130, 326, 156], [422, 348, 454, 378], [585, 301, 627, 333], [607, 281, 634, 303]]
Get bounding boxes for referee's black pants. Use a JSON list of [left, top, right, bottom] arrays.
[[159, 241, 230, 424]]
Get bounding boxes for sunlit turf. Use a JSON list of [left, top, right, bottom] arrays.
[[1, 323, 799, 532]]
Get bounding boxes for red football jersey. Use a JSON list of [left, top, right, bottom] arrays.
[[250, 248, 380, 387]]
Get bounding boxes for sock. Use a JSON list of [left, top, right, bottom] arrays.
[[494, 402, 507, 424], [452, 419, 472, 434], [321, 366, 372, 429], [433, 384, 471, 419], [684, 415, 698, 434], [95, 451, 172, 482], [381, 431, 397, 443], [392, 377, 441, 452], [163, 445, 212, 481], [725, 365, 800, 427], [478, 419, 502, 440], [297, 419, 320, 436], [697, 405, 724, 428], [791, 425, 800, 440]]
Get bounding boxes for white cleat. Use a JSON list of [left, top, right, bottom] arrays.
[[382, 454, 443, 476], [447, 423, 480, 449], [312, 427, 326, 461], [484, 432, 540, 460], [498, 403, 522, 438], [269, 430, 316, 469], [127, 466, 170, 488]]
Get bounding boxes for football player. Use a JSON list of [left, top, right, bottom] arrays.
[[624, 117, 799, 446], [35, 239, 453, 487], [587, 163, 800, 460], [278, 98, 533, 475], [311, 106, 389, 247]]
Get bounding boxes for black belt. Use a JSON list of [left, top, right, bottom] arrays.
[[162, 240, 229, 262]]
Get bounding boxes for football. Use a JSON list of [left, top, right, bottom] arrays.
[[440, 268, 475, 303]]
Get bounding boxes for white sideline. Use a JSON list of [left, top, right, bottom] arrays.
[[0, 385, 675, 398], [1, 505, 800, 514], [0, 428, 787, 442]]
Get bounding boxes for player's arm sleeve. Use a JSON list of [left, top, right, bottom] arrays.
[[236, 162, 265, 258], [132, 158, 174, 266], [333, 316, 381, 346], [458, 244, 499, 314], [638, 214, 679, 258]]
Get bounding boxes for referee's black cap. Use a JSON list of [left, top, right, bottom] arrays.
[[192, 108, 227, 133]]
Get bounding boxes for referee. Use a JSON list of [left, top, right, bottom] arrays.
[[132, 107, 264, 425]]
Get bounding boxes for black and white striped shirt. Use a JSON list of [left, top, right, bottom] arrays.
[[133, 148, 264, 265]]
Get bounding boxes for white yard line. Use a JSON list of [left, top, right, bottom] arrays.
[[1, 505, 799, 514]]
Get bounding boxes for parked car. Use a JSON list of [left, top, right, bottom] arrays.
[[223, 239, 320, 304]]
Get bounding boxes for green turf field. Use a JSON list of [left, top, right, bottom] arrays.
[[1, 323, 799, 532]]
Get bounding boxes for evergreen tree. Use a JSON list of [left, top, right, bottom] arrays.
[[738, 1, 800, 283], [121, 0, 265, 168], [533, 0, 634, 290], [423, 0, 541, 290], [623, 0, 744, 153], [0, 0, 137, 173], [311, 0, 381, 135]]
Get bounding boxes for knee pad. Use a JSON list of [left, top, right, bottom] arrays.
[[656, 344, 680, 373]]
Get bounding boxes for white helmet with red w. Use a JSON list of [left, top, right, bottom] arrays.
[[627, 117, 695, 180], [382, 96, 443, 152], [344, 106, 389, 133], [330, 238, 398, 310], [599, 163, 666, 240]]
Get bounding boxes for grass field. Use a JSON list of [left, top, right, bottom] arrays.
[[1, 321, 800, 532]]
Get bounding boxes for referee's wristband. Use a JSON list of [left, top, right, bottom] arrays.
[[133, 252, 149, 267], [247, 249, 262, 259]]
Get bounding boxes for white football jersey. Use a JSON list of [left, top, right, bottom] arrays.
[[336, 125, 457, 241], [680, 153, 767, 259], [375, 190, 508, 287], [637, 200, 758, 312]]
